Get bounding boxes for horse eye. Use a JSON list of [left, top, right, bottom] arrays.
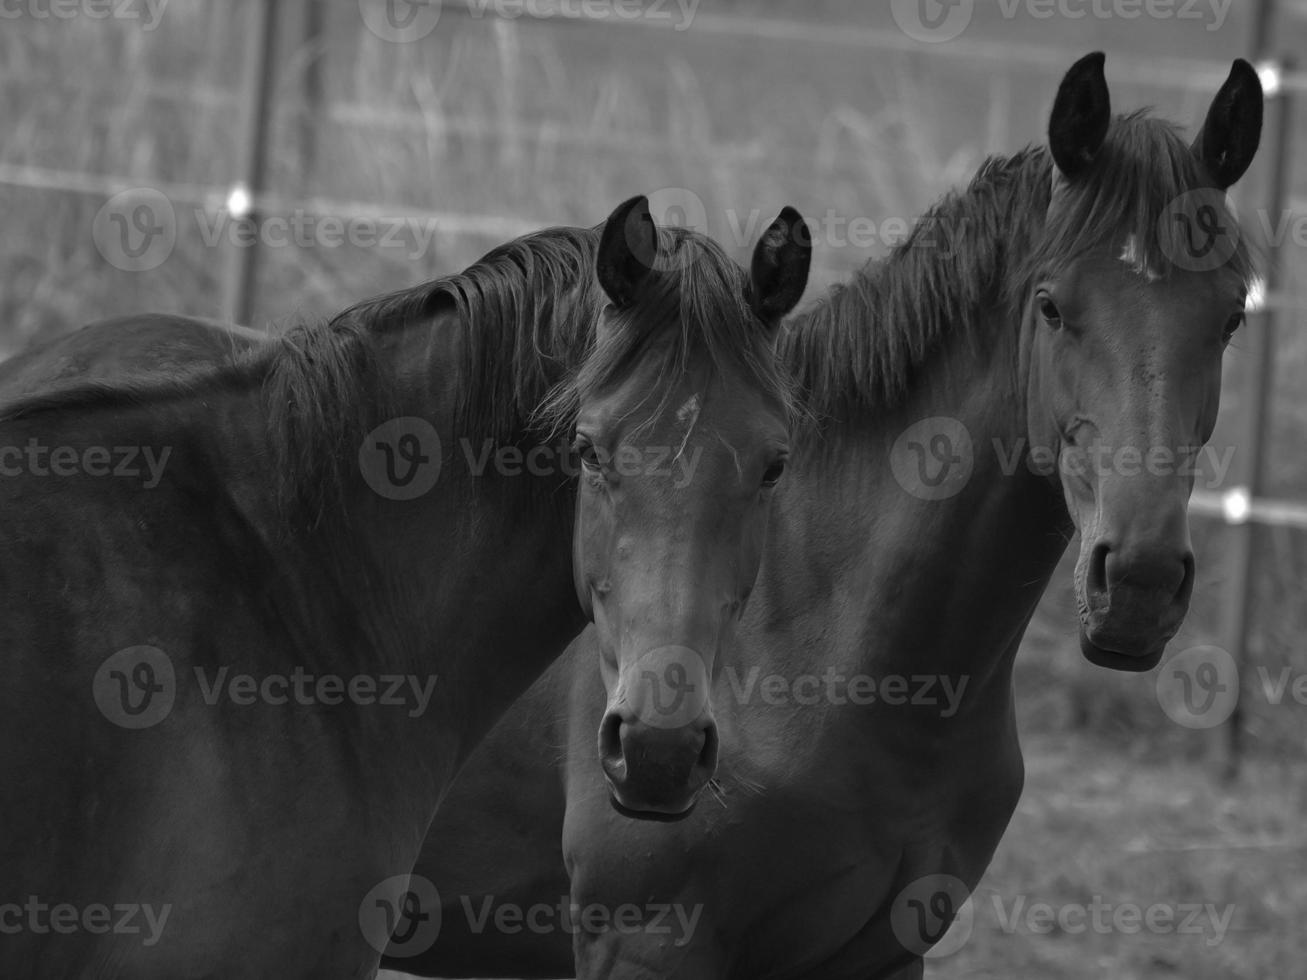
[[573, 439, 600, 468], [1223, 312, 1245, 343], [761, 460, 786, 488], [1038, 296, 1062, 327]]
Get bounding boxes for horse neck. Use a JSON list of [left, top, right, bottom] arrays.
[[299, 308, 584, 768], [753, 306, 1070, 715]]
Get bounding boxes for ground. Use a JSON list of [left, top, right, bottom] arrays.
[[379, 734, 1303, 979]]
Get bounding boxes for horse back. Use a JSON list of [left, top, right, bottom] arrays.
[[0, 313, 269, 398]]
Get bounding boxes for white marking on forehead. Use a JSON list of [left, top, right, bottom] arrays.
[[672, 393, 702, 465], [675, 394, 702, 430], [1119, 235, 1162, 282]]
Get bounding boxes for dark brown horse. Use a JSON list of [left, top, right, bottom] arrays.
[[0, 196, 810, 977], [386, 54, 1263, 978]]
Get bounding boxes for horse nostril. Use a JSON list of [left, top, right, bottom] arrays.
[[1176, 552, 1196, 605], [1088, 541, 1110, 595], [698, 721, 719, 772], [598, 711, 624, 767]]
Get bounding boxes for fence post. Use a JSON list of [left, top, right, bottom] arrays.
[[1217, 0, 1293, 781], [220, 0, 279, 327]]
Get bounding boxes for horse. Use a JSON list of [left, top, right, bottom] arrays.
[[0, 194, 811, 978], [384, 53, 1264, 979]]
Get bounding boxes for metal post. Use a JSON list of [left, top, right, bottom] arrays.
[[300, 0, 325, 184], [220, 0, 279, 326], [1218, 0, 1292, 780]]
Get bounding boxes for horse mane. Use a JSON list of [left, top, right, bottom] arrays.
[[0, 221, 794, 526], [783, 110, 1258, 422], [261, 224, 603, 521]]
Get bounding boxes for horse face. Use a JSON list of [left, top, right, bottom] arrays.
[[574, 200, 809, 816], [1027, 54, 1261, 671]]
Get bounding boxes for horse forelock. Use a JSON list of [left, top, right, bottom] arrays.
[[784, 110, 1259, 427], [534, 227, 802, 442]]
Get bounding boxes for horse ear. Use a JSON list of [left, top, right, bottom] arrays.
[[1191, 59, 1263, 190], [597, 195, 657, 308], [1048, 51, 1111, 181], [750, 206, 811, 326]]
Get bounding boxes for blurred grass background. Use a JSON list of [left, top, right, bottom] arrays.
[[2, 1, 1304, 975]]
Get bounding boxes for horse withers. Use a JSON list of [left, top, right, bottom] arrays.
[[0, 195, 810, 978]]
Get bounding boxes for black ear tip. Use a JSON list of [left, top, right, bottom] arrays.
[[1229, 58, 1262, 89], [778, 205, 802, 224], [1069, 50, 1106, 77], [610, 194, 650, 222]]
